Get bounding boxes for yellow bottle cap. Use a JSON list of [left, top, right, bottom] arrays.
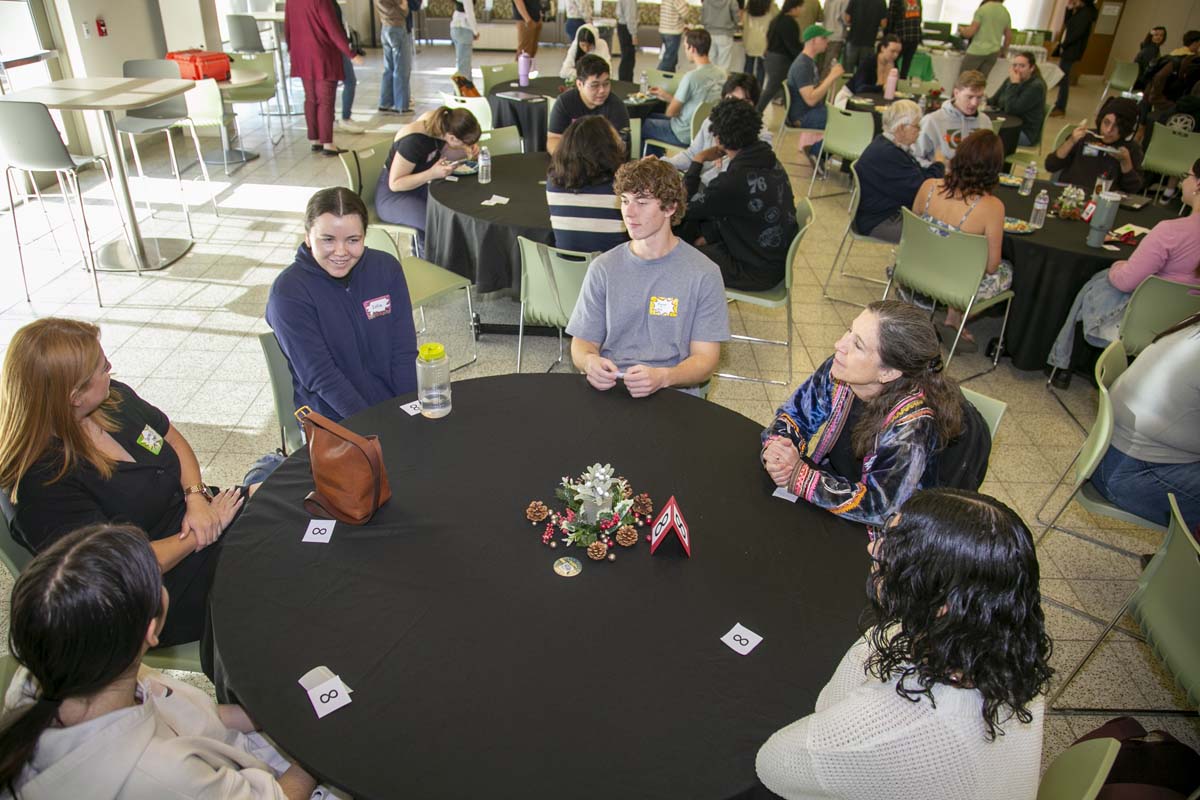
[[418, 342, 446, 361]]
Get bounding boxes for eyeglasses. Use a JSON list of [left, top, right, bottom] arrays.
[[582, 80, 611, 91]]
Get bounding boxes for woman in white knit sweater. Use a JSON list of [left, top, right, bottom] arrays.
[[756, 488, 1052, 800]]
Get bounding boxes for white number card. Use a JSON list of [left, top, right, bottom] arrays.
[[306, 674, 352, 719], [772, 487, 799, 503], [721, 623, 764, 656], [400, 400, 422, 416], [303, 519, 336, 544]]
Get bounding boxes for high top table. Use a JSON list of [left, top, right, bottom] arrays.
[[211, 374, 870, 800], [2, 76, 196, 272]]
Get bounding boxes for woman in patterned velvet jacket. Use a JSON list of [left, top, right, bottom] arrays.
[[760, 300, 990, 529]]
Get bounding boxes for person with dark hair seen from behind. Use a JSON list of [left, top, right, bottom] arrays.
[[912, 129, 1011, 350], [958, 0, 1011, 80], [677, 98, 797, 291], [854, 99, 944, 243], [843, 0, 888, 76], [847, 34, 903, 94], [266, 187, 418, 423], [1135, 26, 1167, 84], [643, 29, 727, 149], [548, 53, 631, 155], [887, 0, 923, 79], [1091, 313, 1200, 530], [761, 301, 991, 529], [988, 51, 1047, 147], [1048, 0, 1097, 117], [374, 105, 482, 252], [742, 0, 778, 85], [756, 489, 1051, 799], [546, 116, 630, 253], [567, 158, 730, 398], [1168, 28, 1200, 57], [1045, 97, 1144, 194], [615, 0, 639, 82], [757, 0, 807, 111], [703, 0, 741, 73], [0, 523, 321, 799], [668, 72, 772, 186]]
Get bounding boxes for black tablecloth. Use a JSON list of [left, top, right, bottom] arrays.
[[848, 94, 1023, 155], [211, 374, 869, 800], [488, 77, 663, 153], [995, 180, 1173, 370], [425, 152, 553, 293]]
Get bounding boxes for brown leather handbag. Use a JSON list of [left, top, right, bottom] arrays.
[[294, 407, 391, 525]]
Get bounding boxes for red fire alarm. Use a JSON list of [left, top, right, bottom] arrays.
[[96, 17, 108, 37]]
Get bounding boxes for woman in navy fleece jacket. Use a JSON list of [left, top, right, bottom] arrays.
[[267, 187, 419, 422]]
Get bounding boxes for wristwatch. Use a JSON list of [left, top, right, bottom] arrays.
[[183, 483, 212, 500]]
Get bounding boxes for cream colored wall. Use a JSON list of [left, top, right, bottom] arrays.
[[157, 0, 223, 52], [1106, 0, 1200, 75]]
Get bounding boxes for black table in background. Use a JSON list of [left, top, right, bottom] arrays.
[[488, 77, 664, 153], [995, 179, 1173, 370], [848, 94, 1023, 155], [426, 151, 553, 294], [211, 374, 870, 800]]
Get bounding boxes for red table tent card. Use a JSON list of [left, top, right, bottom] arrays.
[[649, 496, 691, 557]]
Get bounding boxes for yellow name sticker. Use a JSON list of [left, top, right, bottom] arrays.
[[649, 296, 679, 317]]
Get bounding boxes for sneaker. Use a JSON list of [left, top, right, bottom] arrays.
[[1048, 107, 1065, 117], [1157, 188, 1177, 205], [398, 107, 415, 115], [335, 118, 366, 134], [310, 143, 323, 152], [378, 106, 399, 114], [321, 147, 349, 157]]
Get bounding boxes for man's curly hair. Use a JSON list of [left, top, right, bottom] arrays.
[[613, 158, 688, 225], [708, 97, 763, 151], [942, 129, 1003, 200]]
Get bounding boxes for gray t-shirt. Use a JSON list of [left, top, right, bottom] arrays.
[[566, 239, 731, 383], [671, 63, 726, 143], [1110, 325, 1200, 464], [787, 53, 820, 109]]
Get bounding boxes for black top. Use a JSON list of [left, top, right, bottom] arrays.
[[846, 0, 888, 46], [1045, 135, 1145, 194], [547, 88, 631, 151], [512, 0, 541, 22], [13, 381, 185, 552], [1058, 2, 1096, 62], [385, 132, 443, 175], [765, 13, 802, 60], [854, 135, 944, 239], [827, 396, 865, 479], [989, 76, 1047, 145], [848, 58, 887, 94]]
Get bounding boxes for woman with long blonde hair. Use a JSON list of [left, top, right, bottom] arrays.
[[0, 319, 242, 666]]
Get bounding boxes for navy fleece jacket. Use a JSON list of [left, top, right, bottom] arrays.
[[854, 135, 945, 235], [266, 244, 419, 421]]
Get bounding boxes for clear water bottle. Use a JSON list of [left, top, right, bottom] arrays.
[[1030, 189, 1049, 229], [416, 342, 452, 419], [477, 146, 491, 185], [1019, 161, 1037, 196], [639, 69, 648, 95]]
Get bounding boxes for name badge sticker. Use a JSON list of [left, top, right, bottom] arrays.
[[648, 296, 679, 317], [136, 425, 163, 455], [363, 295, 392, 320]]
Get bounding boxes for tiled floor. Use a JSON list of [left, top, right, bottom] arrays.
[[0, 41, 1195, 779]]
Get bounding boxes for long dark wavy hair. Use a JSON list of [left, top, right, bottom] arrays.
[[547, 115, 626, 191], [941, 129, 1003, 201], [0, 524, 162, 792], [864, 489, 1054, 740], [851, 301, 964, 457]]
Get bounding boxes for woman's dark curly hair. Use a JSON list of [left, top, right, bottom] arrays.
[[708, 97, 763, 151], [864, 489, 1054, 741], [941, 129, 1003, 200], [1096, 96, 1139, 140], [547, 116, 625, 191]]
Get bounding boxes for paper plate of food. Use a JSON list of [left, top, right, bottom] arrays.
[[452, 160, 479, 176], [997, 174, 1023, 188], [1003, 217, 1034, 234]]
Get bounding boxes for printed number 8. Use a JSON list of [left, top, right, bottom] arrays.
[[733, 635, 750, 646], [312, 527, 327, 536], [320, 689, 339, 703]]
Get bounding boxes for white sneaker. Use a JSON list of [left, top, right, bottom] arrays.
[[335, 119, 366, 134]]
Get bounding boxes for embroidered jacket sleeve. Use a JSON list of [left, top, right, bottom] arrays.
[[761, 357, 838, 457]]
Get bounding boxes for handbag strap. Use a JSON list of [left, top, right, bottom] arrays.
[[297, 409, 386, 521]]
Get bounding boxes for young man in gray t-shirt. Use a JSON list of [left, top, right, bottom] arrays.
[[567, 158, 730, 397]]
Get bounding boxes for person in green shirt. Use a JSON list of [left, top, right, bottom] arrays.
[[959, 0, 1011, 80], [987, 51, 1046, 146]]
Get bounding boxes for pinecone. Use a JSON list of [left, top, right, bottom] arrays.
[[617, 477, 633, 499], [631, 493, 653, 517], [525, 500, 550, 523], [586, 541, 608, 561], [615, 525, 638, 547]]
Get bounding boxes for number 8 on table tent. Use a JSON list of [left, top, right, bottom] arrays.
[[303, 519, 336, 543]]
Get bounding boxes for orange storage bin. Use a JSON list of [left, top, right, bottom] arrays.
[[166, 50, 231, 82]]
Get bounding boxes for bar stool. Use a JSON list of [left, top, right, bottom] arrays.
[[0, 100, 131, 305]]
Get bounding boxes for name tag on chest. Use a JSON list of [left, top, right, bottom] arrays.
[[136, 425, 163, 455], [648, 296, 679, 318], [363, 294, 392, 320]]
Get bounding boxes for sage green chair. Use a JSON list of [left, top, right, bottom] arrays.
[[259, 331, 304, 455], [960, 387, 1006, 439], [339, 140, 421, 256], [1047, 494, 1200, 714], [807, 106, 874, 200], [480, 62, 519, 95], [885, 208, 1014, 374], [364, 227, 478, 371], [180, 78, 238, 177], [1009, 30, 1028, 45], [1142, 123, 1200, 203], [647, 68, 680, 95], [143, 641, 204, 673], [1, 491, 32, 579], [515, 236, 595, 373], [227, 51, 283, 146], [1027, 30, 1046, 46], [822, 162, 891, 308], [1035, 341, 1167, 556], [480, 125, 523, 156], [0, 654, 19, 698], [1096, 61, 1140, 116], [1118, 275, 1200, 356], [1036, 738, 1120, 800], [716, 198, 815, 387], [642, 100, 713, 158]]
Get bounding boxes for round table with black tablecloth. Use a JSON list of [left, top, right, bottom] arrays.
[[425, 152, 553, 293], [210, 374, 870, 800], [847, 93, 1023, 155], [995, 179, 1173, 370], [488, 77, 664, 153]]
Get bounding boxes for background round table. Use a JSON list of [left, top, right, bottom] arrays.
[[848, 93, 1023, 155], [425, 152, 553, 293], [211, 374, 870, 800], [995, 179, 1173, 370], [488, 77, 663, 153]]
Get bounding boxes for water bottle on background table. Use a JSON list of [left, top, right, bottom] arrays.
[[1019, 161, 1037, 196], [478, 146, 492, 185]]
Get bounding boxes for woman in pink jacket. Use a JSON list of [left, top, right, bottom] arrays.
[[1046, 158, 1200, 388], [285, 0, 363, 155]]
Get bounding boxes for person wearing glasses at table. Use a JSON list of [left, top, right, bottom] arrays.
[[760, 301, 990, 529], [756, 489, 1051, 800], [852, 99, 944, 244], [548, 54, 631, 156]]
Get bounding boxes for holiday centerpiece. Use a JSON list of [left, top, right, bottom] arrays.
[[525, 463, 653, 562]]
